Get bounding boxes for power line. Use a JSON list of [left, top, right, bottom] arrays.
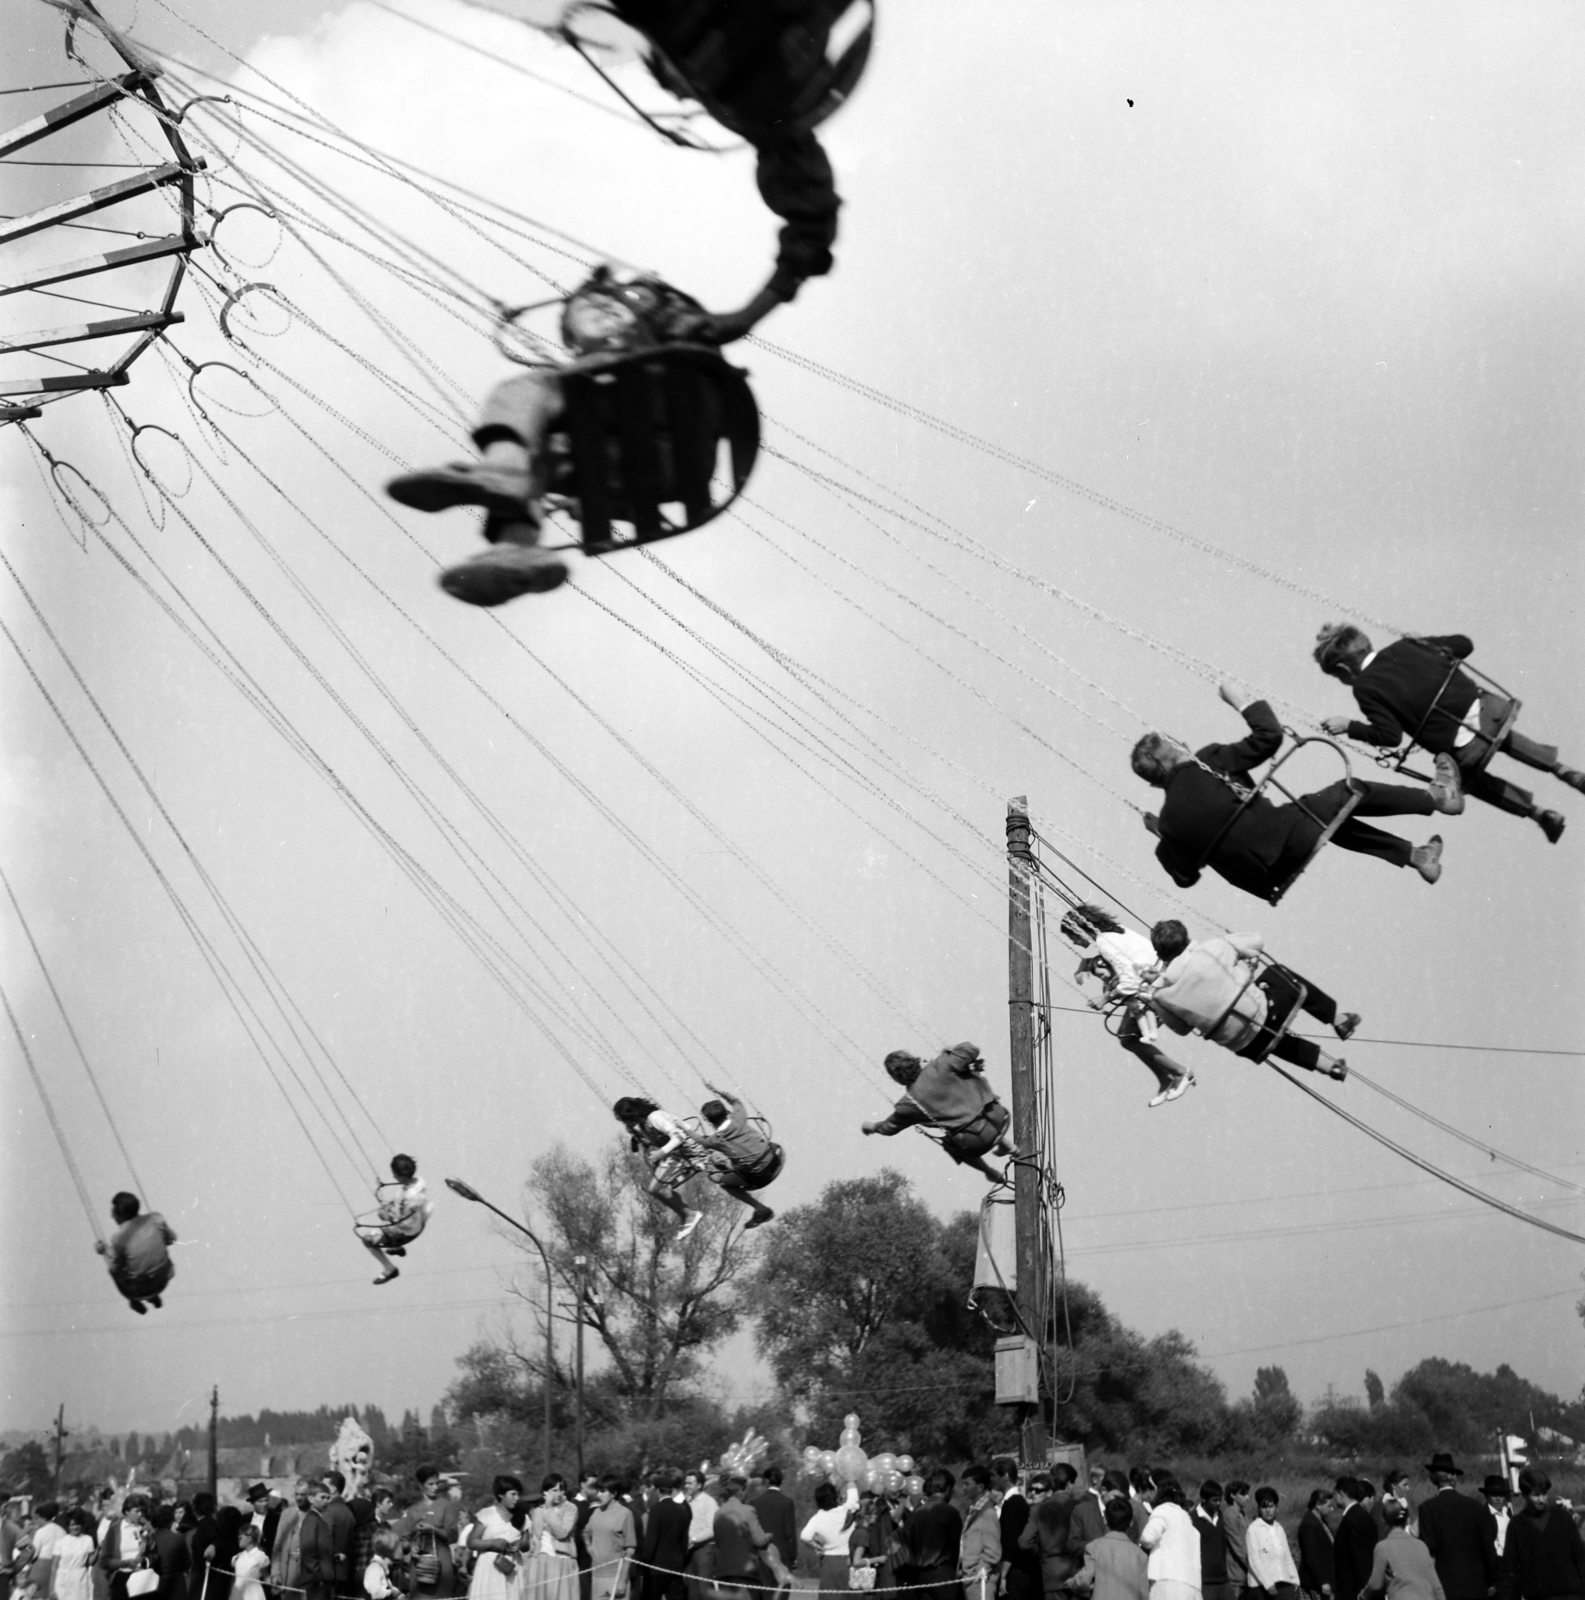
[[0, 863, 149, 1200]]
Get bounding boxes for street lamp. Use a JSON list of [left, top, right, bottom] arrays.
[[574, 1255, 588, 1480], [446, 1177, 556, 1478]]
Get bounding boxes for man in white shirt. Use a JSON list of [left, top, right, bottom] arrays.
[[1478, 1478, 1510, 1560], [682, 1473, 719, 1600]]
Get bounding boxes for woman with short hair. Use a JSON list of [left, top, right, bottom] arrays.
[[467, 1478, 527, 1600], [525, 1478, 579, 1600], [1141, 1479, 1201, 1600], [801, 1484, 857, 1597]]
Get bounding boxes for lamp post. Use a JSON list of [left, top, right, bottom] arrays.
[[445, 1178, 556, 1477], [574, 1255, 588, 1480]]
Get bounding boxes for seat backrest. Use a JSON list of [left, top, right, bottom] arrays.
[[558, 345, 759, 554]]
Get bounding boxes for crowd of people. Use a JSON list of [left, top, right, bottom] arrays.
[[2, 1454, 1580, 1600]]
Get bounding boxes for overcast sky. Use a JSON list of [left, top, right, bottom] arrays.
[[2, 0, 1581, 1444]]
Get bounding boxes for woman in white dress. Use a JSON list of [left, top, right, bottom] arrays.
[[230, 1528, 270, 1600], [50, 1513, 96, 1600], [467, 1478, 527, 1600]]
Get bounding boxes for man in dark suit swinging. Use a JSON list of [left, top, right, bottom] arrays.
[[1133, 685, 1457, 900], [1416, 1454, 1496, 1600], [1314, 624, 1583, 844]]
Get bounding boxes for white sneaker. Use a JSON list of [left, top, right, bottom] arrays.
[[676, 1209, 703, 1241], [439, 543, 569, 606]]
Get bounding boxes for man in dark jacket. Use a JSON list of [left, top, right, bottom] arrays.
[[319, 1473, 356, 1599], [1315, 625, 1583, 843], [640, 1474, 691, 1600], [1332, 1480, 1379, 1600], [905, 1471, 964, 1600], [1021, 1467, 1082, 1597], [1133, 686, 1453, 900], [298, 1483, 337, 1600], [1195, 1483, 1237, 1600], [748, 1469, 796, 1574], [1297, 1490, 1335, 1600], [1418, 1456, 1497, 1600], [1499, 1469, 1585, 1600], [994, 1460, 1040, 1600], [1066, 1475, 1110, 1563]]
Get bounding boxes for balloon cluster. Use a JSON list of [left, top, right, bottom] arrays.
[[715, 1428, 770, 1479], [799, 1414, 923, 1498]]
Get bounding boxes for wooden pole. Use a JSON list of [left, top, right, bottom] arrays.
[[1006, 797, 1047, 1466], [51, 1404, 67, 1495], [574, 1254, 587, 1480], [207, 1385, 218, 1497]]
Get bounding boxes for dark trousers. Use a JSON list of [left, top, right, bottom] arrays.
[[1118, 1003, 1186, 1088], [1452, 693, 1560, 817], [1286, 779, 1433, 872], [1237, 966, 1338, 1072]]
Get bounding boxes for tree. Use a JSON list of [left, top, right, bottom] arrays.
[[526, 1139, 755, 1417], [1052, 1285, 1233, 1457], [126, 1432, 142, 1463], [446, 1136, 754, 1480], [755, 1171, 950, 1382], [0, 1441, 52, 1498], [753, 1172, 1012, 1459], [754, 1172, 1247, 1462], [1365, 1370, 1385, 1410]]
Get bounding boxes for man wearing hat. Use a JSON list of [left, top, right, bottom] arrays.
[[1416, 1455, 1495, 1600], [1478, 1479, 1511, 1562], [243, 1488, 281, 1570]]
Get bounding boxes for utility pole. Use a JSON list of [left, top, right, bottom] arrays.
[[542, 1257, 554, 1481], [207, 1386, 218, 1498], [574, 1255, 588, 1480], [1005, 797, 1049, 1468], [51, 1404, 67, 1496]]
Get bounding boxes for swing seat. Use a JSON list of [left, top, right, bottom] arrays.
[[1208, 962, 1307, 1065], [637, 0, 876, 136], [1375, 651, 1522, 784], [1193, 732, 1365, 906], [732, 1141, 784, 1193], [556, 344, 759, 555]]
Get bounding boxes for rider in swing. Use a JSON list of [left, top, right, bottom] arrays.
[[356, 1153, 435, 1286], [695, 1083, 780, 1230], [386, 0, 862, 608], [614, 1095, 713, 1240], [1059, 904, 1194, 1107], [385, 270, 715, 607], [860, 1042, 1016, 1181]]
